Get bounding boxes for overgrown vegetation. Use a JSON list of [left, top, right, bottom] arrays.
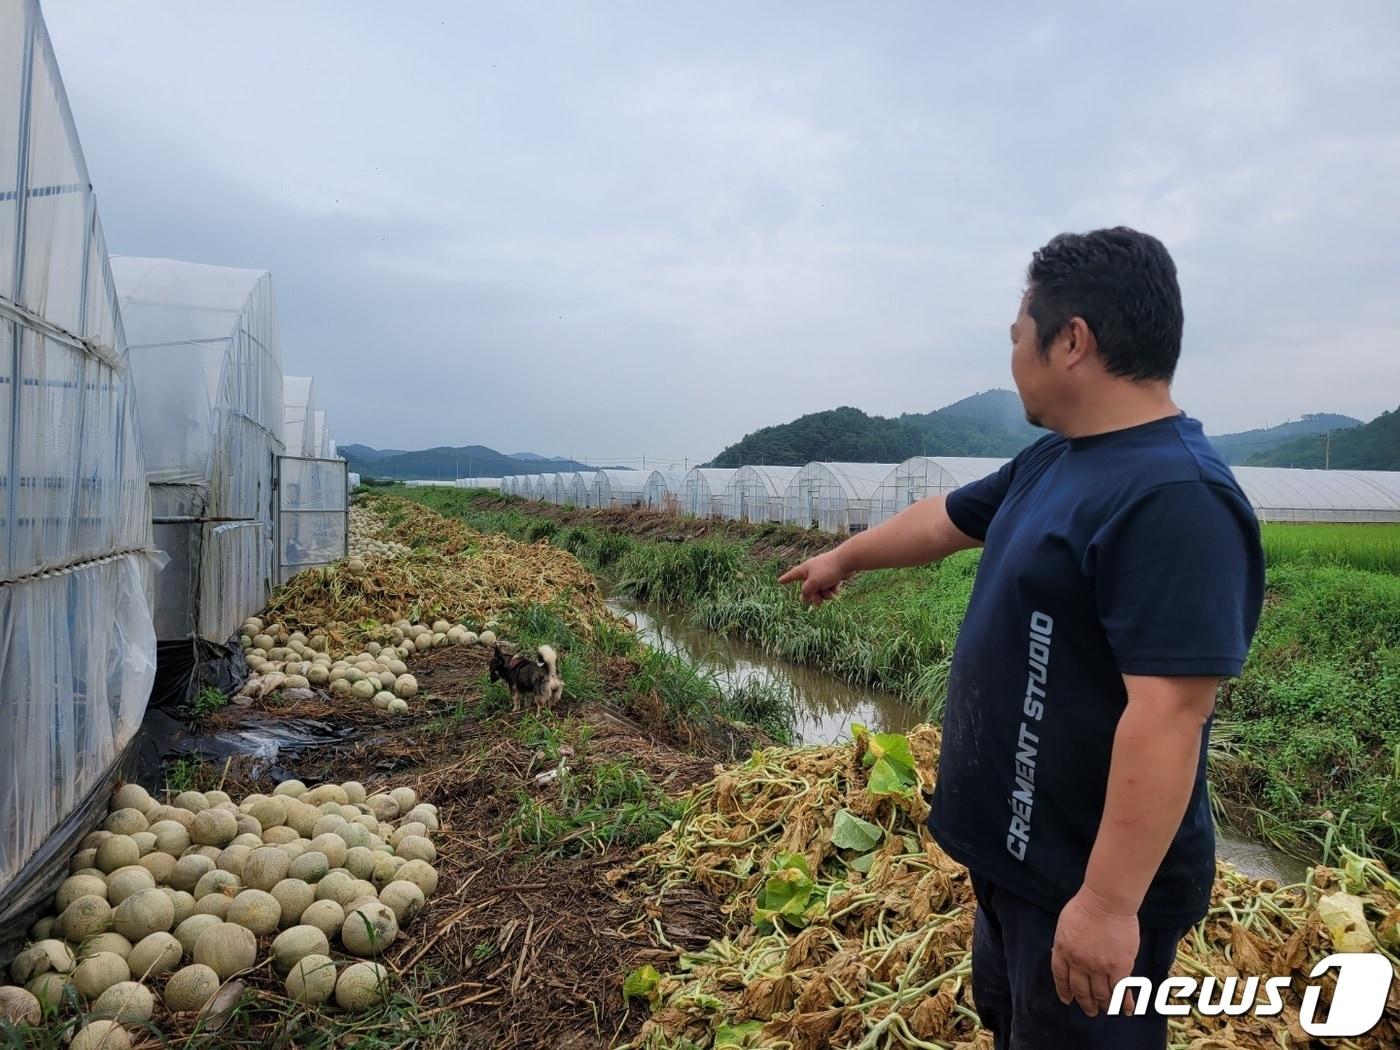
[[399, 486, 1400, 870]]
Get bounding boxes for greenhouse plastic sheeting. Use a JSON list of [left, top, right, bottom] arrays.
[[282, 375, 316, 458], [277, 456, 347, 582], [1, 0, 157, 899], [0, 553, 156, 889]]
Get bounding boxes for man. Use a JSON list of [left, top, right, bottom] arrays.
[[779, 227, 1264, 1049]]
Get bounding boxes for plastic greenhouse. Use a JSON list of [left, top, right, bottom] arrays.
[[0, 0, 159, 937], [541, 473, 564, 504], [1232, 467, 1400, 523], [783, 463, 897, 533], [569, 472, 592, 507], [643, 470, 686, 513], [454, 476, 502, 490], [724, 465, 801, 523], [281, 375, 316, 457], [112, 257, 303, 697], [593, 469, 651, 508], [680, 468, 736, 518], [312, 409, 331, 459], [871, 456, 1010, 526]]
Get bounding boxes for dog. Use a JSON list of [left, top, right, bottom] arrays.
[[488, 643, 563, 714]]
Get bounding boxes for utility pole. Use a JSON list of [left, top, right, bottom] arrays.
[[1323, 430, 1331, 470]]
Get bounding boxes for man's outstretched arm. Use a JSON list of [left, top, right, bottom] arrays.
[[778, 494, 981, 605]]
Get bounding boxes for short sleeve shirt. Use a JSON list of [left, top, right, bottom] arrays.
[[927, 412, 1264, 926]]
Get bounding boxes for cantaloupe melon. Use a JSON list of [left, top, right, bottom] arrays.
[[70, 1020, 131, 1050], [90, 980, 155, 1022], [164, 963, 221, 1012], [127, 932, 182, 979], [334, 961, 388, 1011], [71, 951, 130, 1000], [192, 922, 256, 980], [341, 901, 398, 957]]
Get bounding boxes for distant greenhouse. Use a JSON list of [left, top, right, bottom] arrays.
[[454, 477, 502, 490], [872, 457, 1009, 526], [282, 376, 317, 458], [543, 473, 566, 504], [1233, 467, 1400, 523], [725, 465, 801, 523], [681, 468, 736, 518], [643, 470, 687, 513], [783, 463, 897, 533], [569, 472, 592, 507], [593, 469, 652, 509]]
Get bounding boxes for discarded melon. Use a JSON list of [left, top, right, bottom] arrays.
[[95, 836, 140, 874], [170, 854, 215, 893], [113, 888, 175, 940], [24, 972, 70, 1012], [103, 808, 148, 837], [242, 846, 291, 892], [55, 874, 108, 911], [72, 951, 130, 1000], [341, 901, 398, 957], [271, 878, 315, 928], [227, 889, 281, 936], [272, 925, 330, 974], [334, 961, 389, 1011], [379, 880, 426, 925], [0, 986, 41, 1025], [285, 953, 337, 1004], [111, 784, 155, 814], [299, 899, 346, 938], [77, 933, 132, 961], [191, 809, 238, 847], [106, 866, 157, 906], [174, 914, 223, 955], [193, 922, 257, 980], [395, 859, 439, 898], [90, 980, 155, 1023], [193, 869, 240, 900], [394, 835, 436, 864], [59, 894, 113, 941], [127, 932, 182, 979], [164, 963, 221, 1012], [9, 940, 74, 983], [70, 1020, 131, 1050], [289, 851, 329, 884]]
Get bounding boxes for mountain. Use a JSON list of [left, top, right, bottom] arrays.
[[1244, 406, 1400, 470], [509, 452, 549, 461], [342, 444, 600, 480], [1210, 413, 1362, 465], [708, 390, 1042, 467]]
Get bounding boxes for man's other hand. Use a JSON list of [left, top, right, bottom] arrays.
[[1051, 884, 1140, 1017], [778, 551, 850, 605]]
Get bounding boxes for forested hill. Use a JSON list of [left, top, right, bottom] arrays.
[[708, 389, 1387, 469], [341, 444, 598, 480], [1211, 413, 1361, 464], [708, 390, 1042, 467], [1244, 406, 1400, 470]]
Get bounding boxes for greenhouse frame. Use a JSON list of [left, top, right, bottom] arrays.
[[680, 467, 736, 518], [724, 465, 801, 523], [871, 456, 1010, 526], [542, 472, 565, 504], [0, 0, 158, 938], [782, 462, 897, 533], [643, 469, 686, 513], [593, 469, 651, 509]]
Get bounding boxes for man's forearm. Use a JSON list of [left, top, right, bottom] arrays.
[[1082, 676, 1217, 914], [832, 495, 980, 574]]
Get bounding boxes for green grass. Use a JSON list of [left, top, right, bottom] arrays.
[[191, 686, 229, 717], [401, 488, 1400, 869], [1261, 522, 1400, 574]]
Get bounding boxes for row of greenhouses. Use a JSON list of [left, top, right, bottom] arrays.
[[0, 0, 347, 934], [498, 459, 1400, 531]]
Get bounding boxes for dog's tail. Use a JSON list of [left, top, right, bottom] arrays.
[[537, 644, 558, 676]]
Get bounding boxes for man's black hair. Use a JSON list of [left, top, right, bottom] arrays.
[[1025, 226, 1183, 382]]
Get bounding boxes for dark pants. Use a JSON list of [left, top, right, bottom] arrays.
[[970, 873, 1188, 1050]]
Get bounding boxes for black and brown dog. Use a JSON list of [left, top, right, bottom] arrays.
[[488, 643, 563, 714]]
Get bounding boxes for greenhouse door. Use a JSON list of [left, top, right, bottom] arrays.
[[274, 456, 349, 584]]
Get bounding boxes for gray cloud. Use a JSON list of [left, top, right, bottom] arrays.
[[43, 0, 1400, 464]]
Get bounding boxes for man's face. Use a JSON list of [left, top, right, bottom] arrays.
[[1009, 292, 1050, 428]]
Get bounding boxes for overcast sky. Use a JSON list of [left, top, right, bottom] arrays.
[[44, 1, 1400, 466]]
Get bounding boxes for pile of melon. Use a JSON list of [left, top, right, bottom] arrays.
[[239, 616, 496, 713], [0, 776, 442, 1046]]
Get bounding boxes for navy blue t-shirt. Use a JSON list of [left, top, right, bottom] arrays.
[[928, 412, 1264, 927]]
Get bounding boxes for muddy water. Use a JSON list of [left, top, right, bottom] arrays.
[[609, 597, 1312, 885]]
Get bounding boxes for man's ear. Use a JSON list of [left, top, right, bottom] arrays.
[[1060, 316, 1096, 368]]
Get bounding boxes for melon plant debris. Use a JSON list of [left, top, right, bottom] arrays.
[[619, 724, 1400, 1050]]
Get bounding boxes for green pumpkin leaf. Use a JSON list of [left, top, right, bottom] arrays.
[[830, 809, 884, 852], [847, 850, 880, 874]]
